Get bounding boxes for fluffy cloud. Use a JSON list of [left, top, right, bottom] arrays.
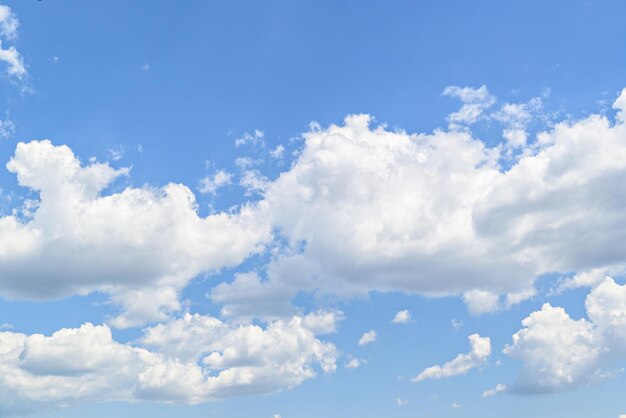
[[392, 310, 411, 324], [210, 87, 626, 317], [505, 277, 626, 394], [463, 290, 500, 315], [443, 85, 496, 126], [358, 330, 377, 346], [4, 88, 626, 327], [199, 170, 232, 195], [0, 314, 337, 414], [412, 334, 491, 382], [0, 140, 270, 327]]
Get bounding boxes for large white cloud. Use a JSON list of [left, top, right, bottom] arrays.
[[505, 277, 626, 394], [0, 314, 338, 414], [214, 88, 626, 317], [0, 140, 270, 327]]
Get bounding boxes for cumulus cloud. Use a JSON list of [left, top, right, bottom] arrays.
[[210, 87, 626, 317], [392, 310, 411, 324], [358, 330, 377, 346], [412, 334, 491, 382], [4, 87, 626, 327], [0, 140, 270, 327], [505, 277, 626, 394], [0, 314, 337, 414], [5, 88, 626, 326]]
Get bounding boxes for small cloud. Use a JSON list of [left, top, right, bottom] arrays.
[[235, 130, 264, 147], [50, 55, 59, 63], [443, 85, 496, 127], [199, 170, 232, 195], [0, 116, 15, 140], [273, 415, 281, 418], [345, 357, 364, 369], [358, 330, 377, 346], [451, 319, 462, 331], [396, 398, 408, 406], [270, 144, 285, 159], [483, 383, 506, 397], [141, 63, 150, 71], [392, 309, 411, 324], [107, 145, 125, 161], [412, 334, 491, 382], [0, 323, 13, 330], [234, 156, 258, 169], [451, 402, 462, 409]]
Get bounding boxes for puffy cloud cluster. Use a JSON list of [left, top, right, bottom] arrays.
[[0, 313, 338, 414], [0, 140, 270, 327], [505, 277, 626, 394], [412, 334, 491, 382], [4, 88, 626, 325]]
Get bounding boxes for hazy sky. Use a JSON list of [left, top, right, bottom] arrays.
[[0, 1, 626, 417]]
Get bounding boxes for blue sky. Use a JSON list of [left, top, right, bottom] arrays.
[[0, 1, 626, 417]]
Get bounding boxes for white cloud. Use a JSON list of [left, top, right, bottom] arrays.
[[270, 144, 285, 159], [0, 5, 25, 80], [412, 334, 491, 382], [505, 277, 626, 394], [4, 87, 626, 332], [199, 169, 232, 195], [0, 116, 14, 140], [614, 88, 626, 123], [504, 304, 602, 394], [0, 5, 18, 40], [0, 140, 270, 327], [358, 330, 377, 346], [443, 85, 496, 126], [451, 402, 462, 409], [483, 383, 506, 397], [107, 145, 125, 161], [0, 41, 25, 78], [345, 358, 363, 369], [235, 130, 265, 147], [463, 290, 500, 315], [392, 310, 411, 324], [0, 314, 337, 414], [220, 88, 626, 317]]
